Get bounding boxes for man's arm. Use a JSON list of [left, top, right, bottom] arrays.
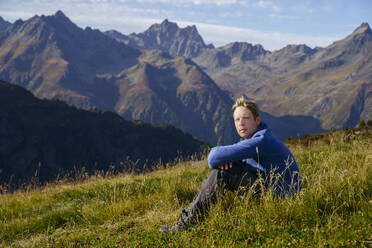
[[208, 134, 264, 169]]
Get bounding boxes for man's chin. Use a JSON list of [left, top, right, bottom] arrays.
[[240, 133, 251, 140]]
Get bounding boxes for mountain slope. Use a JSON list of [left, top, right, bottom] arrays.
[[95, 49, 239, 145], [0, 80, 206, 186]]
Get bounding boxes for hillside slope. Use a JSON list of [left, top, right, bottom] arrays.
[[0, 80, 206, 186], [0, 127, 371, 247]]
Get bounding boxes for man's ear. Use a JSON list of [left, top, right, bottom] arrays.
[[255, 116, 261, 125]]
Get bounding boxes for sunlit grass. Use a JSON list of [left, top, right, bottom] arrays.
[[1, 129, 371, 247]]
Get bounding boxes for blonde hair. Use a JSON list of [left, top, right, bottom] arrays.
[[232, 96, 260, 119]]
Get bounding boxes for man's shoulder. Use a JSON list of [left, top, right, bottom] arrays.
[[253, 126, 284, 146], [253, 124, 271, 138]]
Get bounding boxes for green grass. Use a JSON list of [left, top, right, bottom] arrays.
[[1, 129, 371, 247]]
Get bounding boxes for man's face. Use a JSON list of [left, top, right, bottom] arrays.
[[233, 106, 261, 139]]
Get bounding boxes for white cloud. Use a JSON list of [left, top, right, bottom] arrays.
[[193, 0, 237, 5], [289, 3, 317, 14], [135, 0, 237, 5], [177, 21, 344, 51], [75, 15, 162, 33], [252, 0, 281, 11], [269, 14, 299, 20], [0, 10, 35, 21], [0, 0, 168, 32]]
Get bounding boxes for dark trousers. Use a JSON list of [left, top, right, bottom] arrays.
[[185, 163, 260, 223]]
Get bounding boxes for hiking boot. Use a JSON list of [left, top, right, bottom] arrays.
[[159, 208, 194, 233], [159, 221, 189, 233]]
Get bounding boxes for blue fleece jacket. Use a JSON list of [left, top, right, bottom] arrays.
[[208, 122, 302, 196]]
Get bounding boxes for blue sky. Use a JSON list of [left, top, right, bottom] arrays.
[[0, 0, 371, 51]]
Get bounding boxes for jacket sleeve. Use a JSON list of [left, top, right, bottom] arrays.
[[208, 133, 265, 169]]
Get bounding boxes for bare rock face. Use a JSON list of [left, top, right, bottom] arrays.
[[194, 42, 268, 70], [0, 80, 206, 187], [106, 19, 214, 58]]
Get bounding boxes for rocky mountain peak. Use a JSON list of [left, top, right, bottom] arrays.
[[2, 14, 51, 43], [339, 22, 372, 44], [55, 10, 68, 19], [226, 42, 267, 53], [0, 16, 11, 32], [161, 18, 174, 26], [325, 22, 372, 55], [6, 10, 79, 40], [41, 10, 80, 34], [118, 19, 213, 57], [146, 19, 201, 39], [148, 19, 179, 33], [352, 22, 371, 36], [281, 44, 314, 55], [0, 16, 8, 22], [105, 29, 130, 41], [217, 41, 268, 62], [183, 24, 198, 33], [32, 10, 69, 24]]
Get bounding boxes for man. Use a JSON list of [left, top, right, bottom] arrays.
[[160, 96, 302, 233]]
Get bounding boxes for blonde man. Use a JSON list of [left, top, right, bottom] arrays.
[[160, 97, 302, 233]]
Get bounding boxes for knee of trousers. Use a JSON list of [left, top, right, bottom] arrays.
[[216, 169, 235, 189], [217, 167, 254, 191]]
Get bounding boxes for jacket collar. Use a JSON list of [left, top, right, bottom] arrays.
[[257, 121, 268, 132]]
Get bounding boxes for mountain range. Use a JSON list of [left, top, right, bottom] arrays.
[[0, 79, 205, 186], [108, 19, 372, 130], [1, 11, 370, 146], [194, 24, 372, 130], [0, 11, 236, 145]]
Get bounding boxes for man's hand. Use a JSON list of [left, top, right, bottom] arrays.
[[218, 162, 233, 170]]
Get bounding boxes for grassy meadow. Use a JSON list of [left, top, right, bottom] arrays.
[[0, 128, 371, 247]]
